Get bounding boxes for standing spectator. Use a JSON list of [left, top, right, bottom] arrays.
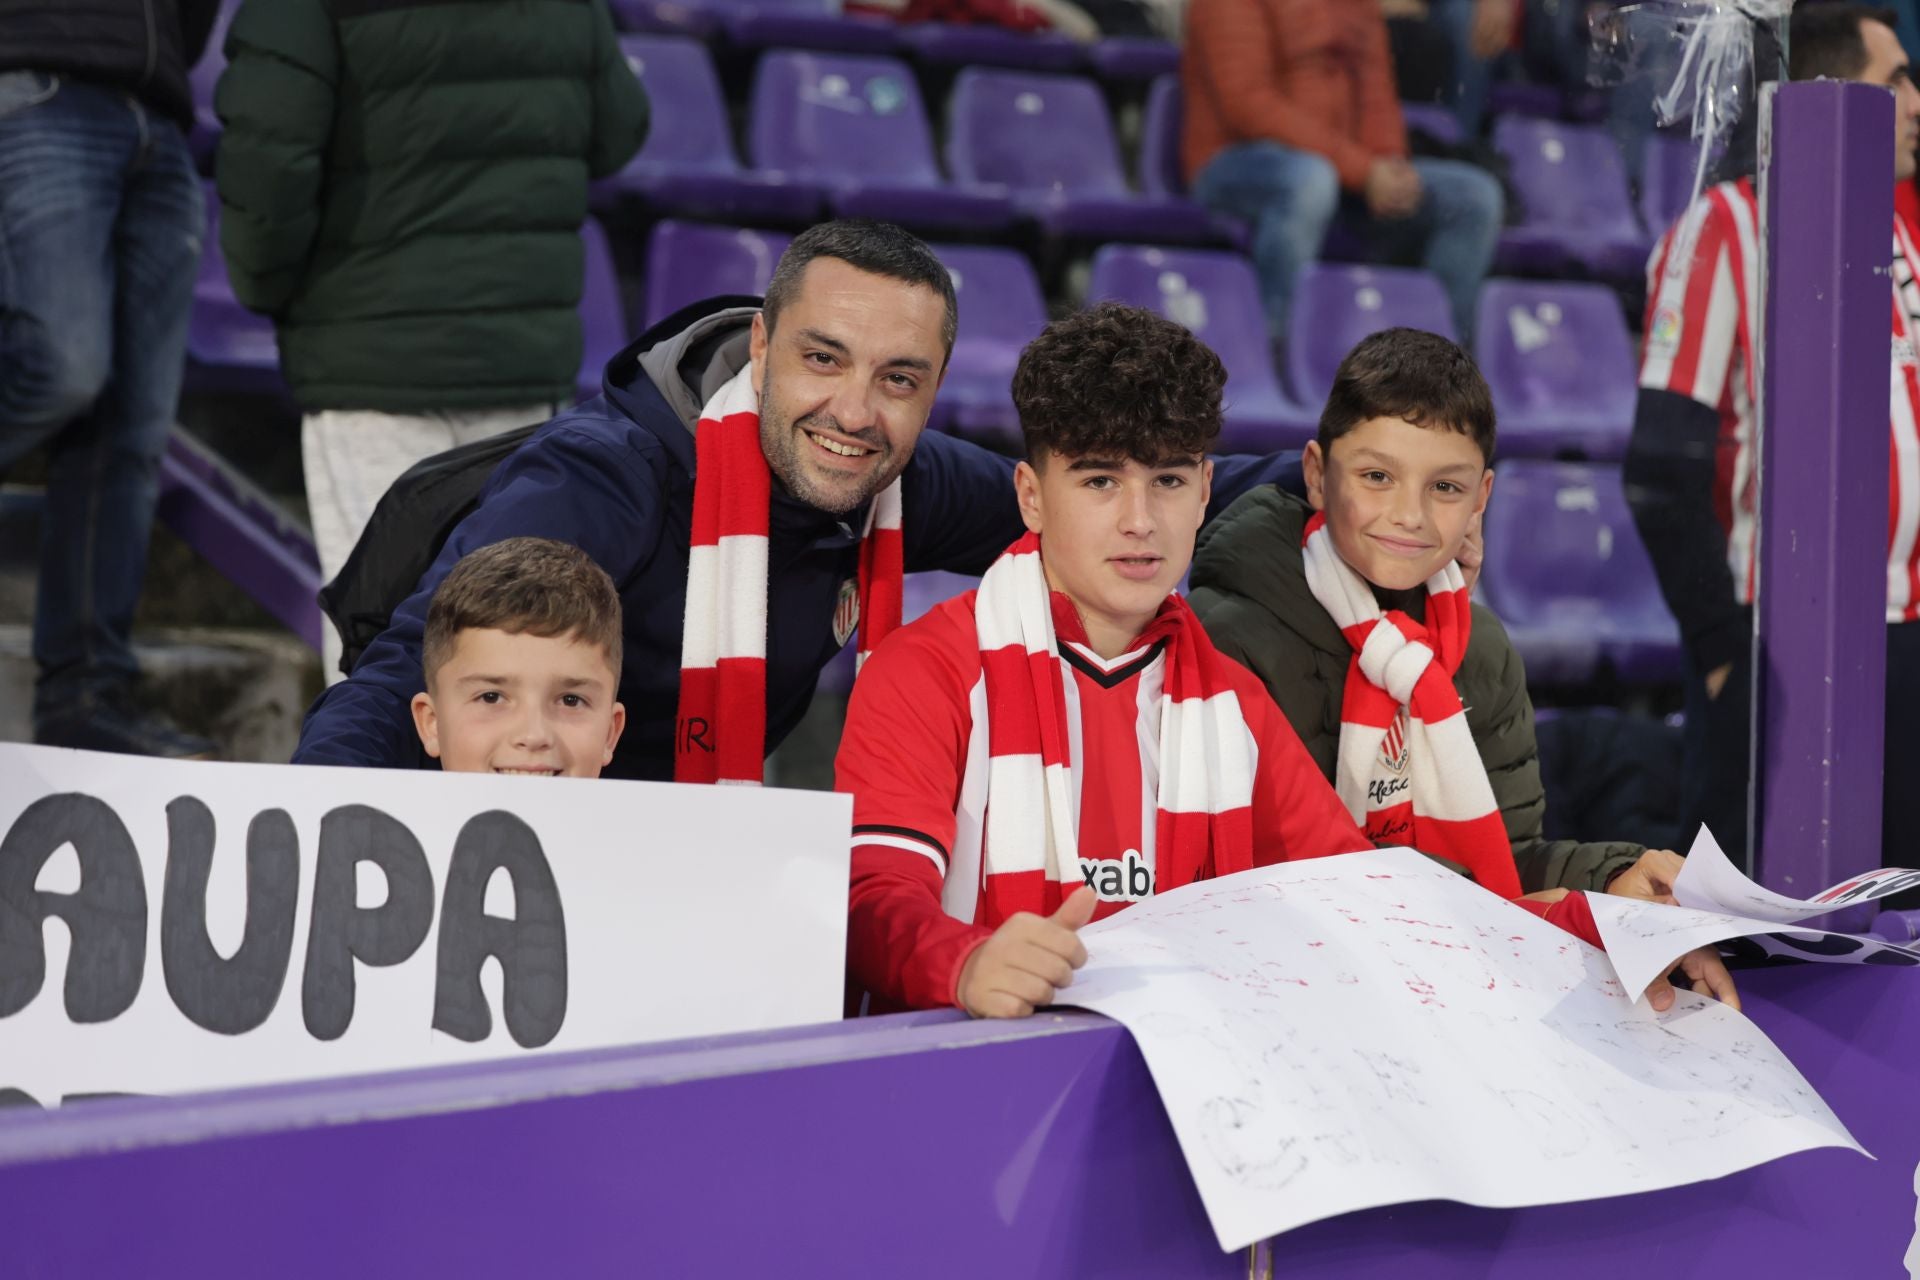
[[1182, 0, 1504, 351], [1625, 4, 1920, 869], [0, 0, 220, 757], [215, 0, 650, 680]]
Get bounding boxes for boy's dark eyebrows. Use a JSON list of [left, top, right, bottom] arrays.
[[453, 673, 514, 687], [795, 326, 934, 373], [1065, 456, 1129, 472]]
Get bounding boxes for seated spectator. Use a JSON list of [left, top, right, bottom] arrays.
[[1182, 0, 1504, 349], [837, 305, 1631, 1020], [294, 220, 1300, 783], [1187, 328, 1735, 1007], [410, 538, 625, 779]]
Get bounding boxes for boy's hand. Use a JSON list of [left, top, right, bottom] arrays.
[[1646, 946, 1741, 1012], [1606, 849, 1685, 905], [1456, 510, 1484, 595], [957, 887, 1098, 1018]]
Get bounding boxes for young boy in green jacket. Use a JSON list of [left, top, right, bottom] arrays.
[[1190, 328, 1687, 907]]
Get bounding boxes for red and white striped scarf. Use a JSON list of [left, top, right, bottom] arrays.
[[1300, 511, 1521, 899], [675, 364, 904, 784], [961, 531, 1257, 923]]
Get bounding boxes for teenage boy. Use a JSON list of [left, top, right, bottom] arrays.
[[410, 537, 626, 778], [837, 306, 1619, 1020], [1188, 328, 1736, 1005]]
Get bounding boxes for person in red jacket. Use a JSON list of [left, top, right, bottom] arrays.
[[1182, 0, 1504, 349], [837, 304, 1637, 1019]]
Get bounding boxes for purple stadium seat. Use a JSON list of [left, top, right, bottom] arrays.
[[577, 219, 629, 401], [1089, 245, 1318, 451], [1476, 460, 1682, 685], [597, 36, 822, 224], [187, 0, 240, 171], [608, 0, 727, 39], [1639, 131, 1703, 240], [1475, 279, 1636, 460], [749, 51, 1016, 234], [897, 23, 1085, 72], [1086, 37, 1180, 83], [643, 221, 792, 327], [945, 69, 1220, 244], [1485, 81, 1565, 120], [1400, 101, 1463, 146], [1494, 118, 1649, 281], [186, 186, 284, 396], [930, 244, 1048, 447], [1286, 264, 1454, 407], [724, 0, 900, 53], [1137, 77, 1250, 252]]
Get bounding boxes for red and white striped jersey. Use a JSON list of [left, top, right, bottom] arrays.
[[1639, 178, 1920, 622], [837, 590, 1371, 1011]]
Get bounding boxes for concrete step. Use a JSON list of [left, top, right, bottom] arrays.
[[0, 624, 319, 764]]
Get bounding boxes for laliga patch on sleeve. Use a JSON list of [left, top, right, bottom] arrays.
[[1648, 305, 1683, 355]]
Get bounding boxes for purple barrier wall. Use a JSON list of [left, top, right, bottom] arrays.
[[1756, 81, 1893, 912], [0, 965, 1913, 1277]]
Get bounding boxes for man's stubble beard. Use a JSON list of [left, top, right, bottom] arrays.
[[757, 368, 905, 516]]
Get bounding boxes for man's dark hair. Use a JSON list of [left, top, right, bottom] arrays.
[[423, 537, 623, 687], [761, 219, 958, 366], [1012, 302, 1225, 465], [1317, 328, 1496, 465], [1789, 4, 1897, 82]]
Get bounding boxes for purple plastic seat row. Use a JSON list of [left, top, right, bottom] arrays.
[[596, 35, 824, 224], [1493, 117, 1650, 282], [748, 51, 1016, 235], [1087, 244, 1317, 451], [1474, 278, 1636, 460], [1476, 459, 1681, 685], [606, 0, 1176, 79], [1287, 263, 1454, 408], [641, 220, 792, 327], [947, 68, 1222, 246]]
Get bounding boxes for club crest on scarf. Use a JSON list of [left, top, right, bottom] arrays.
[[832, 578, 861, 648], [1379, 707, 1410, 776]]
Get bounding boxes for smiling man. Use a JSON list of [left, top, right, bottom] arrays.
[[295, 221, 1302, 780]]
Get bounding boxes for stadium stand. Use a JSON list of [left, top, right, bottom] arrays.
[[1087, 244, 1316, 450], [1493, 117, 1650, 282], [1474, 278, 1638, 460], [928, 243, 1049, 445], [1285, 264, 1455, 407], [642, 221, 792, 326], [749, 51, 1018, 233], [1476, 460, 1682, 686]]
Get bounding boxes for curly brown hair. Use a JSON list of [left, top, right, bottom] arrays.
[[422, 537, 623, 688], [1012, 302, 1225, 465]]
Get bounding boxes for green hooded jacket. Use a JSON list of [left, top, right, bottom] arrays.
[[214, 0, 649, 412], [1189, 485, 1641, 893]]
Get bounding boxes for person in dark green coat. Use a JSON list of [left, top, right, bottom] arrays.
[[1191, 328, 1686, 902], [213, 0, 649, 678]]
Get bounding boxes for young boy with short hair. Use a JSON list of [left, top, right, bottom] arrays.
[[410, 537, 627, 778], [1188, 328, 1732, 1002]]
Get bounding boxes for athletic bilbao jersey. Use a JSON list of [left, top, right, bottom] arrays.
[[1639, 178, 1920, 622], [838, 590, 1372, 1011]]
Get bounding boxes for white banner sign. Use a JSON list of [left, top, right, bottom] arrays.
[[0, 744, 851, 1106], [1063, 849, 1862, 1252]]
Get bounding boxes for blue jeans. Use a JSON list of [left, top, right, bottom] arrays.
[[0, 72, 204, 720], [1191, 143, 1504, 345]]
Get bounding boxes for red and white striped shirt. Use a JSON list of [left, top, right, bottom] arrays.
[[837, 590, 1371, 1011], [1639, 178, 1920, 622]]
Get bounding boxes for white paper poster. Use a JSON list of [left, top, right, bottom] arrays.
[[0, 744, 851, 1105], [1588, 828, 1920, 999], [1062, 849, 1862, 1252]]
